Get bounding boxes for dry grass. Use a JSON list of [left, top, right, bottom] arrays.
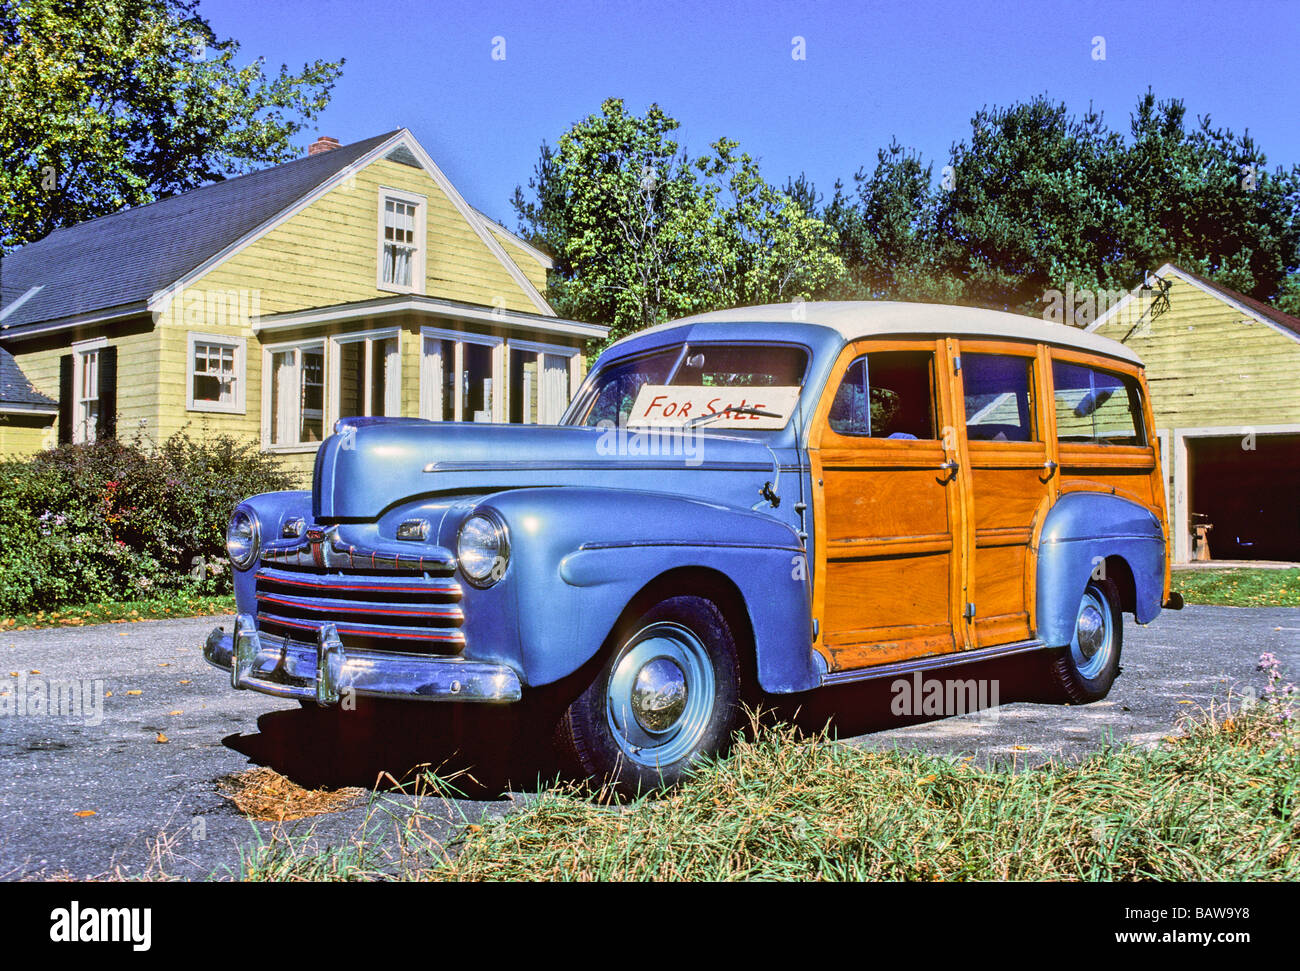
[[217, 767, 366, 822], [215, 687, 1299, 882]]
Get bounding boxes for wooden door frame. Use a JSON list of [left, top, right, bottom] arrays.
[[807, 337, 967, 666], [948, 338, 1055, 647]]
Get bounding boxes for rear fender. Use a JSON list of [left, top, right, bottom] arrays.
[[1036, 492, 1165, 647]]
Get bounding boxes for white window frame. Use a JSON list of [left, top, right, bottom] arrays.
[[71, 336, 107, 444], [419, 326, 503, 423], [376, 187, 427, 295], [186, 332, 247, 414], [261, 338, 327, 452], [506, 338, 580, 424], [330, 327, 401, 421]]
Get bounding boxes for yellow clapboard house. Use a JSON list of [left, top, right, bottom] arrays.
[[0, 130, 607, 477], [1086, 264, 1300, 563]]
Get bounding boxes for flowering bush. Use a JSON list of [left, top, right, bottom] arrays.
[[0, 432, 297, 614]]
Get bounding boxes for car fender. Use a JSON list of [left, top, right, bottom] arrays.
[[1036, 491, 1165, 647], [461, 487, 818, 694]]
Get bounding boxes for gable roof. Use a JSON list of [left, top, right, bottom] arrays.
[[0, 346, 56, 411], [0, 132, 399, 336], [1087, 263, 1300, 344], [0, 129, 555, 338]]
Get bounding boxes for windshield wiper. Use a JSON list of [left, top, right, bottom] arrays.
[[687, 406, 784, 427]]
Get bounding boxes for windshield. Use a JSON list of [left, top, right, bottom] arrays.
[[566, 342, 810, 428]]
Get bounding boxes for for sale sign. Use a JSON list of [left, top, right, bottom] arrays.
[[626, 385, 801, 428]]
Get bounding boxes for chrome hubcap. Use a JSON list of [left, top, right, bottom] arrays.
[[1076, 605, 1105, 658], [606, 622, 715, 768], [631, 658, 688, 732], [1070, 590, 1113, 680]]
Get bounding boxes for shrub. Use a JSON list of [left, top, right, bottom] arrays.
[[0, 431, 298, 614]]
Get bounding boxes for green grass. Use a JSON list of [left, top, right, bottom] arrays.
[[225, 693, 1299, 882], [1, 593, 236, 630], [1173, 568, 1300, 607]]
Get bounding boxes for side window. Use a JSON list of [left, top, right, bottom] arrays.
[[828, 351, 935, 439], [1052, 361, 1146, 446], [962, 353, 1036, 442]]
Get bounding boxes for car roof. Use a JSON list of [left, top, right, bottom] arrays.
[[609, 301, 1144, 366]]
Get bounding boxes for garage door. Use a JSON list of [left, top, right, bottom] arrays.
[[1189, 433, 1300, 560]]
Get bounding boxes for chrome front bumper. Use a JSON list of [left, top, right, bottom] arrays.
[[204, 614, 522, 706]]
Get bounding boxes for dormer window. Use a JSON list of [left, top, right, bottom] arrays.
[[377, 188, 426, 293]]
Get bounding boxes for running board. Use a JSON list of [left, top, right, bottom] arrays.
[[819, 638, 1048, 687]]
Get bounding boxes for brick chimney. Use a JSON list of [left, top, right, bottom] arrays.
[[308, 136, 341, 157]]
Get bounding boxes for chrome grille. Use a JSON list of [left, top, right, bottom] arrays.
[[254, 564, 465, 655]]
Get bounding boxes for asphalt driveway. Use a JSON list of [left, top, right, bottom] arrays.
[[0, 605, 1296, 880]]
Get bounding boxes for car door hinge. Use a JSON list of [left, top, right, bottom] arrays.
[[964, 602, 976, 621], [953, 355, 961, 375]]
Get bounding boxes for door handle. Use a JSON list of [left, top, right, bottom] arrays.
[[939, 459, 959, 482], [1041, 459, 1059, 481]]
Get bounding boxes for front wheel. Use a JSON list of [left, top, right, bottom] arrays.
[[1050, 577, 1123, 704], [555, 595, 742, 795]]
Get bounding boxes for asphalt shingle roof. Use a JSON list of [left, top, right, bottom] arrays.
[[0, 346, 55, 408], [0, 131, 401, 335]]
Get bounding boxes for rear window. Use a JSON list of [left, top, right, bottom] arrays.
[[1052, 361, 1146, 446]]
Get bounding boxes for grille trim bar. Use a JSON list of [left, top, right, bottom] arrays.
[[257, 610, 467, 647], [257, 566, 461, 599], [255, 591, 464, 623]]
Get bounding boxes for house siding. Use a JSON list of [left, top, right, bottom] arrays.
[[145, 154, 565, 460], [484, 221, 550, 294], [7, 320, 163, 444], [0, 415, 55, 457], [1092, 276, 1300, 430]]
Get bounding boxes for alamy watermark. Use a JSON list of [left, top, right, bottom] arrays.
[[1, 673, 104, 726], [890, 671, 1000, 723], [594, 418, 706, 466]]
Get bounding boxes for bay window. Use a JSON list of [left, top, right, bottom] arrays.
[[419, 328, 503, 422], [508, 340, 577, 424], [334, 330, 400, 419], [264, 341, 325, 448]]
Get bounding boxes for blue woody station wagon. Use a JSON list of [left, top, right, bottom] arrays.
[[207, 302, 1182, 791]]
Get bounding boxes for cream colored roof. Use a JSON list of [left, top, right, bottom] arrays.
[[617, 301, 1143, 365]]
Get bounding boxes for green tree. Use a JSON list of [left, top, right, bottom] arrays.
[[697, 138, 844, 308], [1275, 271, 1300, 316], [1113, 91, 1300, 302], [514, 98, 718, 342], [817, 139, 963, 304], [0, 0, 343, 250], [934, 95, 1128, 314], [513, 98, 844, 344]]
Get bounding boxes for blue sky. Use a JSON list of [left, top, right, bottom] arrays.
[[203, 0, 1300, 228]]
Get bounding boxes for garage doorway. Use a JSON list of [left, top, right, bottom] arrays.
[[1188, 433, 1300, 561]]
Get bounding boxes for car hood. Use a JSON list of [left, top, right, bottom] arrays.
[[312, 418, 786, 520]]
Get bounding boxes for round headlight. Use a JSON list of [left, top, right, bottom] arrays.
[[457, 512, 509, 587], [226, 508, 260, 571]]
